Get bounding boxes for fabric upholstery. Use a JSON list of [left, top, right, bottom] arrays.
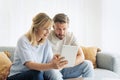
[[0, 47, 15, 62], [97, 52, 120, 76], [94, 68, 120, 78], [0, 51, 12, 80], [81, 46, 100, 68], [0, 47, 120, 79]]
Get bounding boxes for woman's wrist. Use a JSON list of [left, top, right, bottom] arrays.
[[48, 62, 54, 69]]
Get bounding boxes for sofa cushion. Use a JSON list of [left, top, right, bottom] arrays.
[[0, 51, 12, 80], [94, 68, 120, 79], [0, 47, 15, 62], [81, 46, 101, 68]]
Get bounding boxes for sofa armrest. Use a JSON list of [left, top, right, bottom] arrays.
[[96, 52, 120, 76], [0, 47, 15, 62]]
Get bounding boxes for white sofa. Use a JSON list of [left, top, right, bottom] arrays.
[[0, 47, 120, 79]]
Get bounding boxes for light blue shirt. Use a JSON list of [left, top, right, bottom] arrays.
[[9, 35, 53, 77]]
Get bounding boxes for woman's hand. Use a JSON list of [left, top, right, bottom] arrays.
[[51, 54, 68, 69], [0, 74, 7, 80]]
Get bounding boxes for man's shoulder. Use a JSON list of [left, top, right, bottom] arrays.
[[48, 30, 54, 38], [48, 30, 59, 41], [65, 32, 79, 46], [66, 31, 75, 38], [49, 30, 54, 34]]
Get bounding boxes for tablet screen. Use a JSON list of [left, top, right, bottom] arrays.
[[61, 45, 78, 67]]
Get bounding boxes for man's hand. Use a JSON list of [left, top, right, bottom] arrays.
[[75, 47, 85, 65]]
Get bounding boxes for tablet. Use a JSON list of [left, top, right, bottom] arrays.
[[61, 45, 78, 67]]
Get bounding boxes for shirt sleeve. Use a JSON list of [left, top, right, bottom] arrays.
[[71, 33, 80, 47], [15, 37, 33, 65], [45, 40, 53, 63]]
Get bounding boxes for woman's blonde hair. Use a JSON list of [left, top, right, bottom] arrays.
[[26, 13, 53, 46]]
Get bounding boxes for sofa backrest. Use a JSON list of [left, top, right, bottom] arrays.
[[0, 47, 15, 62]]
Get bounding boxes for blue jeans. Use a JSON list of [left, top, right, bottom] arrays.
[[44, 60, 94, 80], [7, 70, 44, 80]]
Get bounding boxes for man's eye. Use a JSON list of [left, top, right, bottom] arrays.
[[63, 28, 66, 30]]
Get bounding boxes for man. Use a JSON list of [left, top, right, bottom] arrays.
[[48, 13, 94, 79]]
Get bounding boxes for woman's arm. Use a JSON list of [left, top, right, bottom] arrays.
[[25, 55, 68, 71]]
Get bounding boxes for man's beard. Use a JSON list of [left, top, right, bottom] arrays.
[[57, 34, 65, 40]]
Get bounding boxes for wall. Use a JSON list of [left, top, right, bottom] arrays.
[[0, 0, 82, 46], [80, 0, 102, 47], [102, 0, 120, 53], [0, 0, 120, 54]]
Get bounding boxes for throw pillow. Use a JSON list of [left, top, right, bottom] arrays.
[[0, 51, 12, 80], [81, 46, 101, 68]]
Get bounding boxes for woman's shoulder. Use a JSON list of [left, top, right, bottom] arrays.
[[44, 39, 51, 45], [17, 35, 29, 45], [42, 39, 52, 48]]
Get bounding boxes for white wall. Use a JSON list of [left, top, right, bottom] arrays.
[[0, 0, 82, 46], [0, 0, 120, 54], [102, 0, 120, 53], [80, 0, 102, 47]]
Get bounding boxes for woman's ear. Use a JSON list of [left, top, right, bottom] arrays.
[[32, 27, 37, 32], [34, 28, 38, 32], [35, 29, 38, 31]]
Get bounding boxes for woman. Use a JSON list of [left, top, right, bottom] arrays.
[[7, 13, 68, 80]]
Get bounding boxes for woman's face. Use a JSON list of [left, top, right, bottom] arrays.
[[36, 27, 51, 41]]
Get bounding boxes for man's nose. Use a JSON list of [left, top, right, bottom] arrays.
[[60, 30, 64, 35]]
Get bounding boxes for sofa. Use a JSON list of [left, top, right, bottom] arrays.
[[0, 47, 120, 79]]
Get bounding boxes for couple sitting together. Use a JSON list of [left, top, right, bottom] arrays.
[[7, 13, 94, 80]]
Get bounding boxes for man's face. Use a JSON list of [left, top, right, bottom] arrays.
[[53, 22, 68, 40]]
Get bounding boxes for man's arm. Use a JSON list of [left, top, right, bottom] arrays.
[[75, 47, 85, 65]]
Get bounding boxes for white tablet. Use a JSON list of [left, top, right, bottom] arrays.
[[61, 45, 78, 67]]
